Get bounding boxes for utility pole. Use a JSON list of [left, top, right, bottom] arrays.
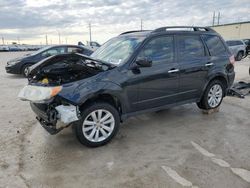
[[45, 34, 48, 45], [217, 12, 220, 25], [17, 37, 20, 45], [212, 11, 221, 26], [212, 11, 215, 26], [140, 19, 143, 30], [2, 37, 4, 45], [58, 31, 61, 44], [89, 22, 92, 43]]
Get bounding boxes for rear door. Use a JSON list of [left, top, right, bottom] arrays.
[[177, 34, 210, 100]]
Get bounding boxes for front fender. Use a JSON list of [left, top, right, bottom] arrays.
[[58, 81, 124, 106]]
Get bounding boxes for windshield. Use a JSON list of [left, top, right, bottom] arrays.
[[91, 36, 145, 66]]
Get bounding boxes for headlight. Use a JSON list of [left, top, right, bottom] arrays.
[[7, 61, 20, 66], [18, 85, 62, 102]]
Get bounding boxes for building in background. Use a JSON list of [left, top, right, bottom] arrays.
[[211, 21, 250, 40]]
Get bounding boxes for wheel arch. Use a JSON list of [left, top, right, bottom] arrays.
[[20, 62, 33, 74], [199, 75, 228, 101], [79, 93, 123, 119]]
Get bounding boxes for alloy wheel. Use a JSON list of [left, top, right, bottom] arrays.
[[207, 84, 223, 108], [82, 109, 115, 142]]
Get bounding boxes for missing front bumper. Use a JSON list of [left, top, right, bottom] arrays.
[[31, 102, 80, 135], [36, 116, 63, 135]]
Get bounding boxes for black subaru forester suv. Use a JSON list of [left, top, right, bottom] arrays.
[[19, 26, 235, 147]]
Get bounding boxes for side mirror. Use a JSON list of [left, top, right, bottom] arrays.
[[136, 58, 152, 68]]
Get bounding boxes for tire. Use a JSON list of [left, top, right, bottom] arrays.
[[236, 51, 243, 61], [197, 80, 225, 110], [74, 102, 120, 147], [22, 64, 32, 77]]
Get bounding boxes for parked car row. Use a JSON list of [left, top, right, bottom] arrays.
[[14, 26, 235, 147], [0, 44, 45, 52], [226, 39, 249, 61]]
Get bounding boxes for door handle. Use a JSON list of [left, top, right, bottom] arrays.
[[205, 63, 214, 67], [168, 69, 179, 73]]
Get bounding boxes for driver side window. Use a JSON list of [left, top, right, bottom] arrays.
[[41, 47, 66, 57], [138, 36, 174, 64]]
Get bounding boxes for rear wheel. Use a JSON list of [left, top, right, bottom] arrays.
[[197, 80, 225, 110], [236, 51, 243, 61], [75, 102, 120, 147]]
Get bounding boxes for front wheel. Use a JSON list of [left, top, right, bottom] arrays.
[[197, 80, 225, 110], [75, 102, 120, 147], [22, 64, 32, 77]]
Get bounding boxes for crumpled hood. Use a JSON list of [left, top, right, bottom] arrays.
[[27, 53, 112, 86]]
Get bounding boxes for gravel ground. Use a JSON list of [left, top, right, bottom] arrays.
[[0, 52, 250, 188]]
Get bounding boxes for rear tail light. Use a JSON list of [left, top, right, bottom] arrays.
[[229, 55, 235, 66]]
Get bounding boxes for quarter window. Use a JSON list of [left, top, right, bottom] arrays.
[[138, 36, 174, 64], [202, 35, 228, 56], [178, 36, 205, 59]]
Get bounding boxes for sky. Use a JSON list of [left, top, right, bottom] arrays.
[[0, 0, 249, 45]]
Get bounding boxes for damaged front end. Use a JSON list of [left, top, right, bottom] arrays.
[[30, 100, 80, 135], [18, 53, 112, 134]]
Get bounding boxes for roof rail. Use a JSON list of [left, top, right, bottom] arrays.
[[152, 26, 215, 33], [120, 30, 150, 35]]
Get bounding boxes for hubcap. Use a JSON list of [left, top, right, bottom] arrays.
[[208, 84, 223, 108], [82, 109, 115, 142], [24, 67, 29, 76]]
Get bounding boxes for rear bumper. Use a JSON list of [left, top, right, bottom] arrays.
[[227, 71, 235, 88]]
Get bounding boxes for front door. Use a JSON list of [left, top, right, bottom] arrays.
[[131, 35, 180, 111]]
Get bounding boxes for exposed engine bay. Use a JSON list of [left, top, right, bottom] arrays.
[[28, 53, 110, 86]]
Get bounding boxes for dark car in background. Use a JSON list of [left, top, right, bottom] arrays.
[[19, 26, 235, 147], [5, 45, 93, 76]]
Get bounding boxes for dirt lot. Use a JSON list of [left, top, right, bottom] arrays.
[[0, 52, 250, 188]]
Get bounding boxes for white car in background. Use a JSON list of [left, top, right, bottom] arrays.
[[0, 45, 9, 51], [226, 40, 246, 61]]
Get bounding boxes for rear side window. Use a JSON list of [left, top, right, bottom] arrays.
[[138, 36, 174, 64], [202, 35, 228, 56], [177, 36, 205, 59]]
